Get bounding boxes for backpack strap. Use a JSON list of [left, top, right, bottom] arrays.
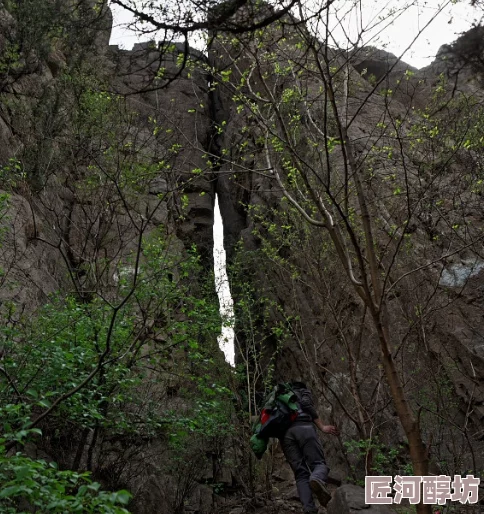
[[291, 385, 317, 421]]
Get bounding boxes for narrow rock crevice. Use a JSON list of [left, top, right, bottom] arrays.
[[207, 45, 249, 262]]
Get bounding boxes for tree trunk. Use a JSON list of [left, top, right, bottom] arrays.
[[373, 312, 431, 514]]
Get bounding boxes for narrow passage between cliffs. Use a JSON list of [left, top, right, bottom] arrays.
[[213, 194, 235, 366]]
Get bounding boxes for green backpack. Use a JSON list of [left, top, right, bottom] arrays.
[[250, 383, 300, 459]]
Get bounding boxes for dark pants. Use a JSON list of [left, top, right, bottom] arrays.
[[281, 422, 329, 513]]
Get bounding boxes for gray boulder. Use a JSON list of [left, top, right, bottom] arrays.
[[327, 484, 394, 514]]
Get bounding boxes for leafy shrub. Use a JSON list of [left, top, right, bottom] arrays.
[[0, 407, 131, 513]]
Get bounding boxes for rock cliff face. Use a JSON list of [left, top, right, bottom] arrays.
[[0, 2, 217, 311], [108, 41, 215, 254], [2, 1, 484, 512], [208, 16, 484, 488], [0, 3, 224, 513]]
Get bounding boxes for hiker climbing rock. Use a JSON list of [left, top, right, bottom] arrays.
[[250, 381, 339, 513], [281, 381, 339, 513]]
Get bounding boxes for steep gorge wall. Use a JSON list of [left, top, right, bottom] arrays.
[[0, 4, 232, 513], [0, 2, 216, 312], [209, 25, 484, 481]]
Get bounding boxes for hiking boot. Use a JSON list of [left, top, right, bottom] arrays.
[[310, 479, 331, 507]]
